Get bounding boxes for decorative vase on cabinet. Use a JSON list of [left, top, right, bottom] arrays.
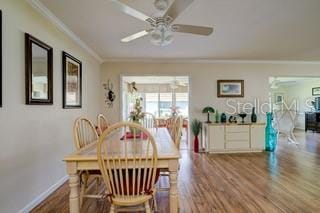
[[251, 107, 257, 123], [220, 113, 227, 123], [215, 110, 220, 123], [265, 112, 277, 152]]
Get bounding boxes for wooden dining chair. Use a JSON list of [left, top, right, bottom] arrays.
[[159, 116, 183, 192], [155, 118, 167, 128], [182, 118, 189, 144], [97, 113, 109, 135], [97, 122, 159, 213], [142, 112, 156, 129], [172, 116, 183, 149], [73, 117, 103, 206], [166, 116, 176, 138]]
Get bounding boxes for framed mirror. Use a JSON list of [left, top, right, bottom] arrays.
[[0, 10, 2, 107], [62, 51, 82, 108], [25, 33, 53, 105]]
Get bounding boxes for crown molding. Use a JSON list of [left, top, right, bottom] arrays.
[[103, 57, 320, 64], [26, 0, 103, 63]]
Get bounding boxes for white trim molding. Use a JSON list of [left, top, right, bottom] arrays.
[[103, 58, 320, 64], [18, 175, 68, 213], [26, 0, 103, 63]]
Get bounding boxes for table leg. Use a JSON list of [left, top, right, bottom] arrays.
[[169, 159, 179, 213], [67, 162, 80, 213]]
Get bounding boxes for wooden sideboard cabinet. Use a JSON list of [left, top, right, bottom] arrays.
[[203, 123, 265, 153], [305, 112, 320, 132]]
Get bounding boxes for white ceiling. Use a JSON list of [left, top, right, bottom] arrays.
[[39, 0, 320, 61]]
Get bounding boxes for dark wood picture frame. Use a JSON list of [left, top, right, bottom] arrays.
[[0, 10, 2, 107], [62, 51, 82, 109], [25, 33, 53, 105], [217, 80, 244, 98], [312, 87, 320, 96]]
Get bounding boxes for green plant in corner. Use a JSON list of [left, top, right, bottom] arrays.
[[202, 106, 215, 123], [191, 119, 202, 136], [191, 119, 202, 153]]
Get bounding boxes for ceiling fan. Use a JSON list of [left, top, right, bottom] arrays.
[[111, 0, 214, 46], [170, 77, 188, 89]]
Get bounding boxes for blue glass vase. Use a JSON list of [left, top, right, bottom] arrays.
[[265, 112, 277, 152]]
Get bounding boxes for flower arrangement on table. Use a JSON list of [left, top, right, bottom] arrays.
[[129, 97, 145, 123], [128, 97, 145, 134]]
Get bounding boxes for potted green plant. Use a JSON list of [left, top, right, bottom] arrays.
[[191, 119, 202, 153], [202, 106, 215, 123]]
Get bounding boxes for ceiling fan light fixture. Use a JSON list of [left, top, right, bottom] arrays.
[[114, 0, 213, 45], [154, 0, 169, 11], [150, 24, 174, 46]]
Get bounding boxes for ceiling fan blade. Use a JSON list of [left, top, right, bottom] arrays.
[[121, 30, 152, 43], [111, 0, 154, 24], [164, 0, 194, 22], [172, 24, 213, 35]]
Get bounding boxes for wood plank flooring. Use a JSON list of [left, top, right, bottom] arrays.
[[32, 131, 320, 212]]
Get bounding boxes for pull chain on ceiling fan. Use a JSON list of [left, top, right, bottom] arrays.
[[111, 0, 214, 46]]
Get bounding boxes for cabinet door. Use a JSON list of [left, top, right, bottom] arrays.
[[209, 126, 225, 151], [251, 125, 265, 150]]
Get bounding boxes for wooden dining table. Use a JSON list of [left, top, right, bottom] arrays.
[[63, 128, 181, 213]]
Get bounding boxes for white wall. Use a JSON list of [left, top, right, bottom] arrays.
[[100, 61, 320, 138], [0, 1, 101, 212]]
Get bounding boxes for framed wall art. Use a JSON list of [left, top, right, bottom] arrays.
[[312, 87, 320, 96], [25, 33, 53, 105], [62, 51, 82, 108], [275, 93, 284, 104], [217, 80, 244, 98], [0, 10, 2, 107]]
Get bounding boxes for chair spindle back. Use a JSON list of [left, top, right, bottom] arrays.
[[97, 113, 109, 135], [142, 112, 156, 129], [97, 122, 158, 202], [73, 118, 98, 150], [172, 116, 183, 149]]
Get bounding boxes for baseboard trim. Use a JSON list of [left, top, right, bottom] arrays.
[[18, 175, 68, 213]]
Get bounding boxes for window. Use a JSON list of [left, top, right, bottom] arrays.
[[130, 92, 189, 118], [175, 93, 188, 117], [145, 93, 159, 117], [122, 76, 189, 119], [160, 93, 173, 117], [144, 92, 188, 118]]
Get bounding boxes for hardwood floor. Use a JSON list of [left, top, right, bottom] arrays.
[[32, 131, 320, 213]]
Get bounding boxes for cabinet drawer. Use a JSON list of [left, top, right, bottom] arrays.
[[226, 132, 249, 141], [226, 126, 249, 133], [226, 141, 250, 149]]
